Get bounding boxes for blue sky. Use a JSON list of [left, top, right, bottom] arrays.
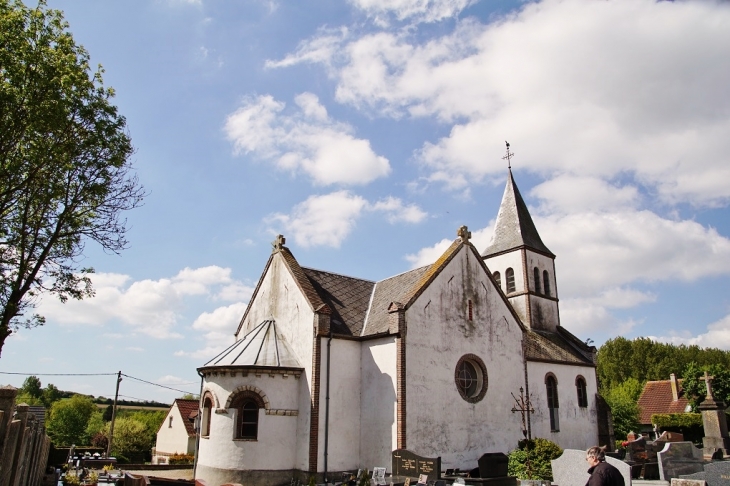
[[3, 0, 730, 403]]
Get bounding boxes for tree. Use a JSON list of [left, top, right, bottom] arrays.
[[20, 375, 42, 398], [46, 394, 97, 446], [681, 362, 730, 412], [41, 383, 62, 407], [0, 0, 144, 356], [104, 416, 148, 462], [602, 378, 642, 441]]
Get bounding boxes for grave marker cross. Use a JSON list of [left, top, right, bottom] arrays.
[[701, 370, 716, 399]]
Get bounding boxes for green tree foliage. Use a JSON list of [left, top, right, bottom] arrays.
[[602, 378, 642, 441], [507, 438, 563, 480], [0, 0, 144, 357], [41, 383, 62, 407], [21, 375, 42, 398], [681, 362, 730, 412], [124, 410, 166, 452], [102, 404, 113, 422], [104, 416, 148, 462], [85, 409, 105, 440], [597, 337, 730, 390], [46, 395, 96, 446]]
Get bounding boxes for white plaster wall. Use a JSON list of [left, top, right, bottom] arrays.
[[155, 405, 194, 454], [406, 246, 526, 470], [359, 337, 397, 472], [233, 253, 316, 471], [197, 373, 300, 471], [526, 361, 599, 450], [524, 252, 558, 299], [483, 251, 525, 295], [317, 338, 361, 471]]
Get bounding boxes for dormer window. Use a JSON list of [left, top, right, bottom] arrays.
[[505, 268, 515, 293], [534, 267, 541, 294]]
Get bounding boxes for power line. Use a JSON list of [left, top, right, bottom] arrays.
[[0, 372, 117, 376], [121, 374, 197, 395]]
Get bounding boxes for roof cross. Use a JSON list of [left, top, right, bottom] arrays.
[[502, 141, 514, 169], [272, 234, 286, 252]]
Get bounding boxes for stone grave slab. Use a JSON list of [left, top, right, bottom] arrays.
[[392, 449, 441, 481], [670, 479, 707, 486], [477, 453, 508, 478], [657, 442, 704, 481], [551, 449, 631, 486], [680, 460, 730, 486]]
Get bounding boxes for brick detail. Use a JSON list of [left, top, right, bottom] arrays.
[[309, 330, 322, 472], [390, 302, 407, 450], [225, 386, 270, 410]]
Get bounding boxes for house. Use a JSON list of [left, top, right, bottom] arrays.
[[195, 169, 606, 485], [636, 373, 691, 438], [153, 398, 198, 462]]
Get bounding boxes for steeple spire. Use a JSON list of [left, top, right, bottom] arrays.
[[482, 169, 553, 258]]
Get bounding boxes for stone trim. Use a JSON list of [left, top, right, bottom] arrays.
[[202, 389, 219, 409], [226, 386, 269, 410], [265, 409, 299, 416], [200, 368, 302, 379]]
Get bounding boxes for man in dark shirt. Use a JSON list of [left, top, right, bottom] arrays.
[[585, 446, 625, 486]]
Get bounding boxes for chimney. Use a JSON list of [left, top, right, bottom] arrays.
[[670, 373, 679, 401]]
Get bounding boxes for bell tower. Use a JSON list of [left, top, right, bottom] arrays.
[[482, 145, 559, 331]]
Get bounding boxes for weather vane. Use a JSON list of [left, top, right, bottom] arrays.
[[502, 141, 514, 169]]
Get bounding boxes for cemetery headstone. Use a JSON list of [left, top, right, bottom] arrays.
[[551, 449, 631, 486], [392, 449, 441, 481], [680, 460, 730, 486], [657, 442, 705, 481], [372, 467, 386, 485], [626, 436, 648, 463], [477, 453, 509, 478]]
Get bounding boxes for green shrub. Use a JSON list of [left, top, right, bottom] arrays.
[[507, 438, 563, 480]]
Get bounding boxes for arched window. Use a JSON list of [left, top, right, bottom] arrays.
[[493, 271, 501, 289], [201, 395, 213, 437], [576, 376, 588, 408], [543, 270, 551, 296], [534, 267, 541, 294], [230, 390, 265, 440], [546, 374, 559, 432], [505, 268, 515, 293], [238, 401, 259, 440]]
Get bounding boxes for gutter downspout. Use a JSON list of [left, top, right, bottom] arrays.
[[193, 370, 204, 479], [324, 330, 332, 484], [522, 339, 532, 440]]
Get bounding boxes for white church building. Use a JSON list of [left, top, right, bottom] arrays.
[[194, 170, 609, 485]]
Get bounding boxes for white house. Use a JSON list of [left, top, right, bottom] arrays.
[[195, 170, 609, 485], [154, 398, 198, 461]]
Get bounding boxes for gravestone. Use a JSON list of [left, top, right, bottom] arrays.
[[680, 460, 730, 486], [477, 453, 509, 478], [551, 449, 631, 486], [657, 442, 704, 481], [626, 436, 648, 463], [392, 449, 441, 481]]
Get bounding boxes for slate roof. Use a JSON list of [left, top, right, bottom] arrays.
[[523, 329, 595, 366], [637, 380, 690, 425], [204, 320, 301, 369], [302, 267, 375, 336], [174, 399, 199, 437], [482, 169, 554, 257]]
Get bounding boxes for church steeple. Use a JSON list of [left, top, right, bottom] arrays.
[[482, 168, 553, 258], [482, 159, 560, 332]]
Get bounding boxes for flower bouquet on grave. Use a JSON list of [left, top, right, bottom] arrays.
[[63, 473, 81, 486]]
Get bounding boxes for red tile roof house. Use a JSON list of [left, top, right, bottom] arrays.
[[636, 373, 691, 439], [153, 399, 199, 463]]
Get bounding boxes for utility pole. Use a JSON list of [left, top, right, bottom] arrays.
[[106, 371, 122, 458]]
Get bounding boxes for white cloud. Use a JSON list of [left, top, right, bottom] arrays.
[[405, 223, 493, 267], [37, 266, 249, 339], [349, 0, 476, 24], [270, 191, 427, 248], [276, 0, 730, 205], [265, 28, 349, 69], [225, 93, 390, 185], [650, 314, 730, 351], [175, 303, 247, 360]]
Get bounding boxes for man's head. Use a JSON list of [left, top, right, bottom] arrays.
[[586, 446, 605, 467]]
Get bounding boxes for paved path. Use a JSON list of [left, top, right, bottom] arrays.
[[123, 469, 194, 480]]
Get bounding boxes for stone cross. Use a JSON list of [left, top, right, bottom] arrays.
[[701, 371, 715, 399], [272, 234, 286, 251], [457, 225, 471, 243]]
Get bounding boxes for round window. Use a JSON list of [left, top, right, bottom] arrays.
[[455, 354, 488, 403]]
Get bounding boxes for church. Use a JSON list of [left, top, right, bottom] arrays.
[[194, 169, 608, 485]]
